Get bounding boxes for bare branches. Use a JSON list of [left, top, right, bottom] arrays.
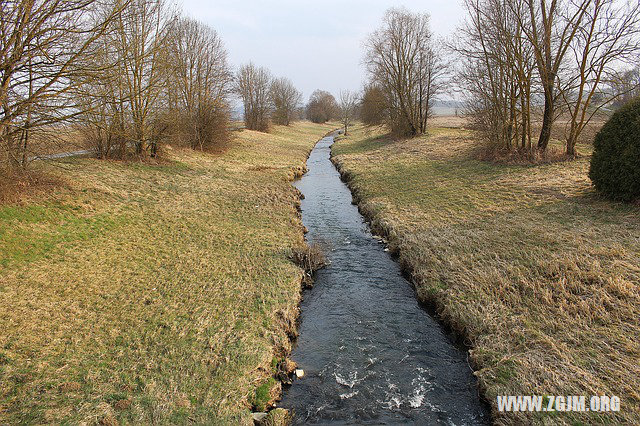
[[360, 84, 386, 126], [270, 77, 302, 126], [456, 0, 640, 156], [166, 16, 233, 150], [364, 7, 447, 136], [338, 90, 358, 135], [1, 0, 236, 170], [235, 63, 272, 132], [0, 0, 124, 169], [306, 90, 337, 123]]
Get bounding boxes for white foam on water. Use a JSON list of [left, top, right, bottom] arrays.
[[334, 371, 365, 388], [383, 396, 402, 410], [340, 390, 359, 399], [408, 385, 426, 408]]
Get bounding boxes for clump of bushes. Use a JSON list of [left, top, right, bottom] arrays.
[[589, 97, 640, 202], [290, 243, 326, 274]]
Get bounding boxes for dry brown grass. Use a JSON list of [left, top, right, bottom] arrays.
[[0, 169, 66, 205], [332, 120, 640, 425], [0, 121, 337, 424]]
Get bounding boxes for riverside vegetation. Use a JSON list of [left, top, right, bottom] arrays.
[[0, 122, 335, 424], [331, 119, 640, 425]]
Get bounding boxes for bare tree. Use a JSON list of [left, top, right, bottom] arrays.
[[306, 90, 337, 123], [270, 77, 302, 126], [0, 0, 122, 170], [364, 7, 447, 136], [112, 0, 173, 157], [338, 90, 358, 135], [457, 0, 640, 156], [236, 63, 272, 132], [455, 0, 535, 151], [561, 0, 640, 156], [610, 65, 640, 108], [166, 16, 233, 150]]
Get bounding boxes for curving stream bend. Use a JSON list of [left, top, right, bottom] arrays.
[[280, 134, 489, 424]]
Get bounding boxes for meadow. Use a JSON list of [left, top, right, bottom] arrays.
[[0, 121, 334, 424]]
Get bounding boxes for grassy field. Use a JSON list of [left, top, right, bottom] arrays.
[[332, 119, 640, 425], [0, 121, 335, 424]]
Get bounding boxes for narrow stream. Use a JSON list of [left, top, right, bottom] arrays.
[[280, 135, 489, 424]]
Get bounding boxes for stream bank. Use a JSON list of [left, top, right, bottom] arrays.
[[280, 134, 489, 424]]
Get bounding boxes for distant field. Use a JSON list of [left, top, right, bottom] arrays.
[[332, 120, 640, 425], [0, 121, 334, 424]]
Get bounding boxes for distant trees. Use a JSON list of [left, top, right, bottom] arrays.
[[235, 63, 272, 132], [456, 0, 640, 156], [364, 7, 447, 136], [610, 66, 640, 109], [338, 90, 359, 135], [270, 77, 302, 125], [306, 90, 337, 123]]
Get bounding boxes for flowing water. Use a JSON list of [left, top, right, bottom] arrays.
[[280, 135, 489, 425]]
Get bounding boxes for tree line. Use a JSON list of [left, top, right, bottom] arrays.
[[358, 4, 639, 156], [0, 0, 238, 170], [3, 2, 638, 175], [454, 0, 640, 156], [0, 0, 331, 176]]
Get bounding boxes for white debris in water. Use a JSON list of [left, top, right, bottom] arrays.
[[339, 390, 359, 399], [295, 369, 305, 378]]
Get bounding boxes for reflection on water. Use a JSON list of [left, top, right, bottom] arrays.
[[280, 135, 489, 424]]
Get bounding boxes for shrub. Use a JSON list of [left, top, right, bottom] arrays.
[[290, 243, 326, 273], [589, 97, 640, 201]]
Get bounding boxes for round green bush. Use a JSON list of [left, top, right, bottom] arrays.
[[589, 97, 640, 201]]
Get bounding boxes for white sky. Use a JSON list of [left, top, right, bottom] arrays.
[[180, 0, 465, 101]]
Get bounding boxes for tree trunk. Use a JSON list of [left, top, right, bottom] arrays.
[[537, 90, 554, 151], [566, 138, 577, 157]]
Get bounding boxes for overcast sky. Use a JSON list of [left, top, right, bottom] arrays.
[[180, 0, 465, 102]]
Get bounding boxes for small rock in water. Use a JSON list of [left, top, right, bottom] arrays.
[[384, 248, 389, 252], [295, 369, 305, 378], [252, 412, 268, 423]]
